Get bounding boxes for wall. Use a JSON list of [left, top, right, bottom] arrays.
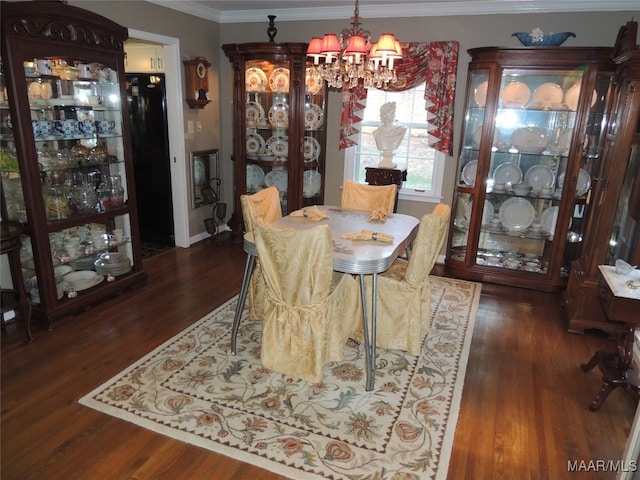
[[66, 4, 640, 228]]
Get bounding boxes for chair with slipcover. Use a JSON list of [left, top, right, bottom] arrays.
[[341, 180, 397, 213], [252, 221, 361, 383], [354, 203, 451, 356], [230, 186, 281, 354]]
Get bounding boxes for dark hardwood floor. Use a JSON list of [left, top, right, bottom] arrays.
[[1, 241, 637, 479]]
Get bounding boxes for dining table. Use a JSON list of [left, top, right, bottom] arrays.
[[235, 205, 420, 390]]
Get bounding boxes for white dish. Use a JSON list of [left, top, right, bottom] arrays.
[[565, 84, 598, 111], [556, 128, 573, 153], [303, 170, 322, 198], [531, 82, 563, 109], [461, 160, 477, 186], [304, 104, 324, 130], [63, 270, 97, 283], [524, 165, 556, 190], [303, 136, 321, 162], [246, 133, 265, 155], [245, 67, 267, 92], [465, 200, 494, 225], [264, 169, 288, 192], [71, 274, 104, 292], [268, 102, 289, 128], [510, 127, 549, 154], [246, 101, 265, 127], [557, 168, 591, 196], [540, 206, 560, 236], [501, 81, 531, 108], [472, 125, 501, 148], [499, 197, 536, 231], [269, 67, 290, 92], [493, 162, 522, 185], [305, 68, 323, 95], [246, 164, 265, 191], [474, 81, 488, 107], [265, 135, 288, 157]]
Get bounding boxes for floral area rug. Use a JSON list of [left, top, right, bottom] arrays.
[[79, 276, 482, 480]]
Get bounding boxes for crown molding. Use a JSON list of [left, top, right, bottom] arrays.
[[146, 0, 640, 23]]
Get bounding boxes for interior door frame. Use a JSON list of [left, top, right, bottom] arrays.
[[127, 29, 189, 248]]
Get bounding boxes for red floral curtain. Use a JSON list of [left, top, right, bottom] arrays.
[[339, 41, 459, 156]]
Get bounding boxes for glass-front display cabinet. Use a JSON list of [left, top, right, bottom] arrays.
[[445, 47, 615, 292], [222, 42, 327, 228], [1, 1, 147, 328], [565, 27, 640, 335]]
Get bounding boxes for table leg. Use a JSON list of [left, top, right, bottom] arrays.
[[360, 273, 378, 391], [231, 254, 255, 355]]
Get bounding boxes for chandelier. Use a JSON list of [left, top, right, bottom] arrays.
[[306, 0, 402, 90]]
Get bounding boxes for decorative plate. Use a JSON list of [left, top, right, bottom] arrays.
[[499, 197, 536, 231], [305, 68, 323, 95], [245, 67, 267, 92], [510, 126, 549, 154], [473, 125, 501, 148], [268, 102, 289, 128], [264, 169, 288, 192], [557, 168, 591, 196], [304, 104, 324, 130], [493, 162, 523, 185], [461, 160, 477, 186], [246, 101, 265, 127], [465, 199, 494, 225], [265, 135, 288, 157], [540, 206, 560, 236], [524, 165, 556, 190], [303, 136, 321, 162], [246, 164, 265, 191], [246, 133, 266, 155], [269, 67, 290, 92], [303, 170, 322, 198], [531, 82, 563, 109], [565, 84, 597, 111], [556, 128, 573, 154], [474, 81, 488, 108], [501, 81, 531, 108]]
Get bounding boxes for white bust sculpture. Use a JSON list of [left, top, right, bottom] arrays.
[[372, 102, 407, 169]]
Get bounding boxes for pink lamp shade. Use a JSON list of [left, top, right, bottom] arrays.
[[375, 33, 398, 53], [321, 34, 342, 62], [307, 37, 325, 64], [344, 34, 367, 64]]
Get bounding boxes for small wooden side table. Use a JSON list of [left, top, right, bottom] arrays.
[[580, 265, 640, 411], [364, 167, 407, 213], [1, 221, 32, 342]]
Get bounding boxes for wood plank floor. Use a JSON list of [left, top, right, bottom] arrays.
[[1, 240, 637, 479]]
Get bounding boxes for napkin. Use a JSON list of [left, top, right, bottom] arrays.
[[367, 208, 388, 223], [290, 205, 328, 222], [341, 229, 394, 243]]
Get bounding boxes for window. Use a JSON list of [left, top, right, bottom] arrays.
[[344, 82, 445, 202]]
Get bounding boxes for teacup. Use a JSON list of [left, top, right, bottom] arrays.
[[35, 59, 52, 75], [37, 119, 53, 137], [95, 120, 116, 135], [541, 186, 553, 196], [79, 119, 96, 136], [504, 259, 522, 269], [493, 182, 506, 192], [55, 119, 79, 138]]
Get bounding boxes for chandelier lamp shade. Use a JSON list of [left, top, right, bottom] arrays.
[[306, 0, 402, 90]]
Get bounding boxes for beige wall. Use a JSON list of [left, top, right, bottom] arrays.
[[70, 2, 638, 235]]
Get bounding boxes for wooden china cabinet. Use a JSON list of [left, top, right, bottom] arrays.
[[445, 46, 616, 292], [222, 42, 327, 229], [0, 2, 147, 328], [565, 22, 640, 336]]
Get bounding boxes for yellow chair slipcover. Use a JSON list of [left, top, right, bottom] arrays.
[[354, 203, 451, 356], [341, 180, 397, 213], [239, 186, 282, 321], [253, 221, 361, 383]]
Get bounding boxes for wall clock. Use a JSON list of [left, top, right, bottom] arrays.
[[183, 56, 211, 109]]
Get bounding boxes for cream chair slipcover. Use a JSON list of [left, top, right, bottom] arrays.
[[354, 203, 451, 356], [253, 221, 361, 383], [341, 180, 397, 213], [239, 186, 281, 321]]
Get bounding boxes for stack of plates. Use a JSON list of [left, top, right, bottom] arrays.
[[94, 252, 132, 276]]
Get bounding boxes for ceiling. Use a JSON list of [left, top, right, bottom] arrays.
[[147, 0, 639, 23]]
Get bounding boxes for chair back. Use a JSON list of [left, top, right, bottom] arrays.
[[240, 186, 282, 232], [341, 180, 397, 213], [253, 222, 333, 306], [404, 203, 451, 284]]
